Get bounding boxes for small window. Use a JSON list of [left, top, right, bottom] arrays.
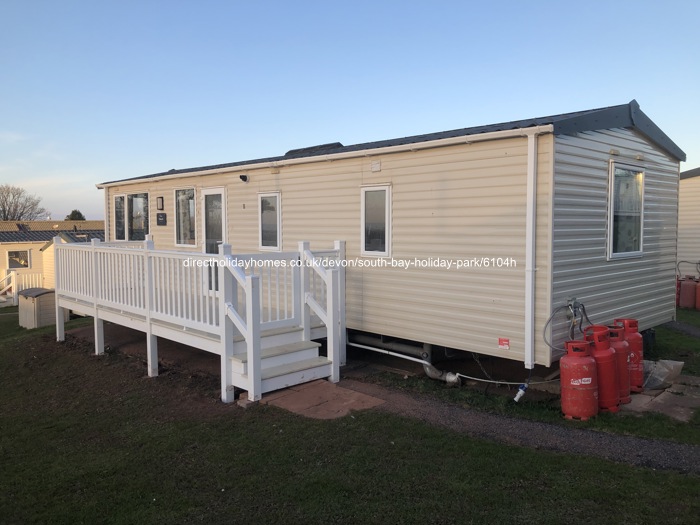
[[114, 193, 149, 241], [114, 195, 125, 241], [8, 250, 30, 269], [259, 193, 281, 250], [175, 189, 196, 246], [608, 162, 644, 259], [361, 185, 391, 257]]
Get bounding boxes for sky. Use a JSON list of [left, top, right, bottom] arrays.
[[1, 0, 699, 220]]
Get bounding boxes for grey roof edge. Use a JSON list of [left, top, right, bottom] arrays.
[[628, 100, 686, 162], [100, 100, 685, 186], [681, 167, 700, 180]]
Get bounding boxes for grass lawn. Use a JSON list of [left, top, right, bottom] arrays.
[[653, 308, 700, 375], [362, 307, 700, 446], [0, 315, 699, 524]]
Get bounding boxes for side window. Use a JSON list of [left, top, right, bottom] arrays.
[[114, 195, 125, 240], [361, 185, 391, 257], [114, 193, 149, 241], [608, 162, 644, 259], [259, 192, 281, 250], [175, 189, 196, 246]]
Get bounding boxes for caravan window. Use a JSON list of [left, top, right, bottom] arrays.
[[114, 193, 149, 241], [361, 185, 391, 257], [175, 189, 196, 246], [8, 250, 30, 269], [114, 196, 125, 240], [259, 192, 281, 250], [608, 163, 644, 259]]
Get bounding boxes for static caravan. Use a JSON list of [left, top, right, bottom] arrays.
[[55, 100, 685, 402], [678, 167, 700, 273], [0, 221, 104, 305]]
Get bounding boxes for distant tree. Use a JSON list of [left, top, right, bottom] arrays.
[[0, 184, 47, 221], [65, 209, 86, 220]]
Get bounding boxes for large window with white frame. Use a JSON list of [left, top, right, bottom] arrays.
[[361, 185, 391, 257], [259, 192, 281, 250], [175, 188, 196, 246], [114, 193, 149, 241], [608, 162, 644, 259]]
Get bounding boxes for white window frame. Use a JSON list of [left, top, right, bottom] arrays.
[[113, 192, 150, 241], [361, 184, 391, 257], [607, 161, 644, 260], [258, 192, 281, 251], [113, 194, 126, 241], [7, 250, 31, 270], [174, 188, 197, 247]]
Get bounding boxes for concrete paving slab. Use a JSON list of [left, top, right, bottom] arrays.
[[259, 379, 384, 419], [620, 382, 700, 422], [646, 385, 700, 423], [621, 393, 655, 414]]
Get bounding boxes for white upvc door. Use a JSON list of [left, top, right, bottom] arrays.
[[202, 188, 226, 255], [202, 188, 226, 291]]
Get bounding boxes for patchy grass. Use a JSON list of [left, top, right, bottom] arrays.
[[675, 308, 700, 327], [650, 309, 700, 376], [360, 308, 700, 446], [1, 330, 698, 524], [0, 308, 92, 344], [366, 370, 700, 446]]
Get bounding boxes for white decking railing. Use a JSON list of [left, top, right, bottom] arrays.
[[53, 237, 345, 402], [0, 271, 44, 306]]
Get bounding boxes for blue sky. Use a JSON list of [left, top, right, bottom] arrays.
[[2, 0, 698, 219]]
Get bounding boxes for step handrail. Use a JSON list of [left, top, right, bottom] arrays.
[[300, 242, 340, 383], [220, 245, 262, 402]]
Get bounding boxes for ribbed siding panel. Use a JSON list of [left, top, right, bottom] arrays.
[[551, 128, 679, 355], [107, 136, 556, 364], [678, 177, 700, 270]]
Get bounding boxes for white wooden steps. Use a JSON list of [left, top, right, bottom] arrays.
[[230, 338, 332, 395]]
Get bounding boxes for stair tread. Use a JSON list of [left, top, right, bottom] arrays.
[[231, 340, 321, 363], [261, 356, 331, 380], [232, 325, 302, 343]]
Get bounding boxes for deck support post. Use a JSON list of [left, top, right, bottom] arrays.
[[334, 240, 346, 365], [90, 239, 104, 355], [247, 274, 262, 401], [327, 268, 340, 383], [146, 334, 158, 377], [94, 318, 105, 355], [54, 236, 65, 341], [219, 244, 235, 403], [298, 241, 311, 342], [144, 237, 158, 376]]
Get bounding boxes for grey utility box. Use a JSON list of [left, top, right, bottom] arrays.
[[18, 288, 61, 329]]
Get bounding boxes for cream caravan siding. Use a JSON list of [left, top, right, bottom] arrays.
[[42, 243, 56, 289], [106, 135, 554, 365], [678, 176, 700, 269], [551, 128, 679, 351], [1, 242, 45, 278]]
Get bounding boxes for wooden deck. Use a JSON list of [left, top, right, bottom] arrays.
[[54, 238, 346, 402]]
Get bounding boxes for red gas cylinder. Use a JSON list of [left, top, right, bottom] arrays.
[[615, 318, 644, 393], [679, 276, 697, 309], [696, 281, 700, 310], [676, 277, 682, 307], [583, 325, 619, 413], [608, 326, 631, 404], [560, 340, 598, 421]]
